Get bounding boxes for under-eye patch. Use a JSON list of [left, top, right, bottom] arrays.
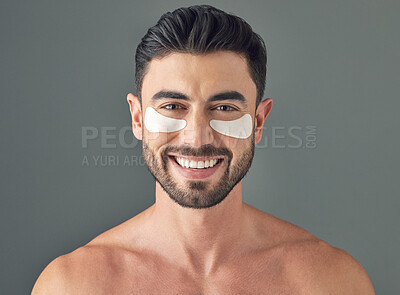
[[144, 107, 186, 132], [144, 107, 252, 139], [209, 114, 252, 139]]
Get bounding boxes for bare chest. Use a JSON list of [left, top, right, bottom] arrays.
[[91, 256, 304, 295], [130, 269, 299, 295]]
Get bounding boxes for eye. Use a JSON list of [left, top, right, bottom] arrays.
[[162, 104, 183, 110], [215, 105, 236, 111]]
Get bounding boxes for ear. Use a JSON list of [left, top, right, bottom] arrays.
[[126, 93, 143, 140], [254, 98, 273, 144]]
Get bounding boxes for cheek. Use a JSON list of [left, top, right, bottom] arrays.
[[227, 137, 252, 157], [143, 107, 186, 150], [144, 130, 168, 147]]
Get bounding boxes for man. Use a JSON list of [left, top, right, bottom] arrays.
[[32, 5, 375, 294]]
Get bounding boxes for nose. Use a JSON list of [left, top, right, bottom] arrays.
[[182, 111, 215, 147]]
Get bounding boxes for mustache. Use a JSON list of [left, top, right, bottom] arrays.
[[162, 144, 233, 159]]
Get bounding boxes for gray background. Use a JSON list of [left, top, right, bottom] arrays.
[[1, 0, 399, 294]]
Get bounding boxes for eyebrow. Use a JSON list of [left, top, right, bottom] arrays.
[[151, 90, 248, 107]]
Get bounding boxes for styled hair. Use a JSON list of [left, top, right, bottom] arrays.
[[135, 5, 267, 107]]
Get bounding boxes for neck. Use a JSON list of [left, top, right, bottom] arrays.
[[146, 181, 251, 276]]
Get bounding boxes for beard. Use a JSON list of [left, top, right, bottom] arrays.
[[142, 134, 255, 209]]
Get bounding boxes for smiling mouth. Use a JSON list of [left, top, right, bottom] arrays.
[[169, 156, 223, 170]]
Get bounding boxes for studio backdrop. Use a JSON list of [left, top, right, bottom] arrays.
[[0, 0, 398, 294]]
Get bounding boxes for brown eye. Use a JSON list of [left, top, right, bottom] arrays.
[[164, 104, 182, 110], [216, 105, 235, 111]]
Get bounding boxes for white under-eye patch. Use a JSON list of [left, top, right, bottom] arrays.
[[144, 106, 252, 139], [210, 114, 253, 139], [144, 107, 186, 132]]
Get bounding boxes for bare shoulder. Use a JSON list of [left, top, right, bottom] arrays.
[[31, 253, 70, 295], [247, 204, 375, 294], [31, 248, 90, 295], [31, 214, 147, 294], [263, 215, 375, 295], [283, 240, 375, 294], [31, 243, 137, 294]]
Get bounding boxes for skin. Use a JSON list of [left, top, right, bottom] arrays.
[[32, 52, 375, 294]]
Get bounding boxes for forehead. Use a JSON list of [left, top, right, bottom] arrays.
[[141, 51, 257, 105]]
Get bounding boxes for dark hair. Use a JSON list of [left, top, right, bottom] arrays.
[[135, 5, 267, 107]]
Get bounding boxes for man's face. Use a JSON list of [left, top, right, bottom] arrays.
[[135, 52, 263, 209]]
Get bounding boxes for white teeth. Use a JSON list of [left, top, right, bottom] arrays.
[[174, 157, 220, 169]]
